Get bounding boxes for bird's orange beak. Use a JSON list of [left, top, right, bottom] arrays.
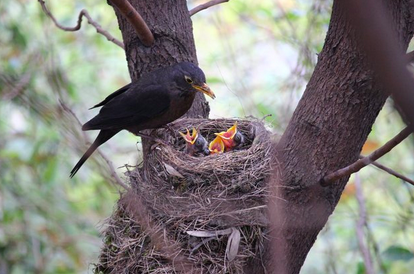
[[215, 122, 238, 150], [179, 128, 198, 144], [209, 135, 225, 154], [215, 122, 238, 139], [193, 83, 216, 99]]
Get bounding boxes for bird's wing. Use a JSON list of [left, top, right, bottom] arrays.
[[82, 84, 171, 130], [89, 83, 132, 109]]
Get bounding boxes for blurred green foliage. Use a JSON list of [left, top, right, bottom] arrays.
[[0, 0, 413, 273]]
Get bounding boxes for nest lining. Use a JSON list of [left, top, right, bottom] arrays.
[[95, 118, 275, 274]]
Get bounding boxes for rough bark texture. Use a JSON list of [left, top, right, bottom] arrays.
[[110, 0, 210, 155], [266, 1, 414, 273]]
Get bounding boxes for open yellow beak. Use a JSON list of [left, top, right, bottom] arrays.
[[214, 122, 239, 151], [209, 135, 225, 154], [215, 122, 238, 140], [193, 83, 216, 99], [179, 128, 198, 144]]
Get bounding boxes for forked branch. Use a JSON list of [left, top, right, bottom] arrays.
[[321, 126, 412, 186], [38, 0, 124, 49]]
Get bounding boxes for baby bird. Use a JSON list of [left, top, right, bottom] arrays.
[[214, 122, 245, 151], [179, 128, 210, 156]]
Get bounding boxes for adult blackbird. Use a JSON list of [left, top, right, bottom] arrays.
[[70, 62, 215, 177], [179, 128, 210, 156]]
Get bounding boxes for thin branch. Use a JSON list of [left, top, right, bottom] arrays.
[[38, 0, 124, 49], [1, 73, 32, 100], [109, 0, 154, 47], [189, 0, 229, 16], [59, 100, 129, 190], [321, 126, 412, 186], [98, 149, 129, 190], [354, 174, 374, 274], [360, 156, 414, 186]]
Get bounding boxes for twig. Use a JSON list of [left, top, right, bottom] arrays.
[[109, 0, 154, 47], [321, 126, 412, 186], [360, 156, 414, 186], [189, 0, 229, 16], [59, 100, 129, 190], [1, 73, 32, 100], [98, 150, 129, 190], [38, 0, 124, 49], [354, 174, 374, 274], [366, 222, 388, 273]]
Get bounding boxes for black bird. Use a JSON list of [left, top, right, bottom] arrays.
[[70, 62, 215, 177], [179, 128, 210, 156]]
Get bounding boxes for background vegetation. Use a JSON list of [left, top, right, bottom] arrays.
[[1, 0, 413, 273]]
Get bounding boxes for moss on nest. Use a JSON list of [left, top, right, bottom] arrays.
[[95, 118, 275, 274]]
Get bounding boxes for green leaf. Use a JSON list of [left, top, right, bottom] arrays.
[[383, 246, 414, 262], [356, 262, 365, 274], [9, 22, 27, 49]]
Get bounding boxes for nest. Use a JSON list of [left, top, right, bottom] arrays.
[[95, 118, 275, 274]]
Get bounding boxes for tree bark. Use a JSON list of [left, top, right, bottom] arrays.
[[110, 0, 210, 156], [107, 0, 414, 273], [267, 0, 414, 273]]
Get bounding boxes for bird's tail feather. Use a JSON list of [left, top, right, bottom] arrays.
[[70, 130, 119, 178]]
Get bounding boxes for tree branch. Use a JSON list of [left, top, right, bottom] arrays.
[[1, 73, 32, 100], [189, 0, 229, 16], [38, 0, 124, 49], [321, 126, 412, 186], [363, 157, 414, 186], [109, 0, 154, 47], [354, 174, 374, 274], [59, 100, 129, 190]]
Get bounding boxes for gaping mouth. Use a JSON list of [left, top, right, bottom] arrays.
[[193, 83, 216, 99], [179, 128, 198, 144]]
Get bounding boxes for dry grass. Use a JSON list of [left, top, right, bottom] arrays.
[[95, 118, 275, 273]]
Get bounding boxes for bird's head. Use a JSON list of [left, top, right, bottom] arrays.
[[179, 128, 198, 145], [175, 62, 216, 99], [209, 135, 225, 154], [214, 122, 239, 150], [215, 122, 238, 140]]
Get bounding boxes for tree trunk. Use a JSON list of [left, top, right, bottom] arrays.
[[267, 0, 414, 273], [110, 0, 210, 156], [108, 0, 414, 273]]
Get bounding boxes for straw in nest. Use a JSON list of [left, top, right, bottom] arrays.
[[95, 118, 275, 273]]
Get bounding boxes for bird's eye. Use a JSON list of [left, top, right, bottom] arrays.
[[185, 76, 193, 84]]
